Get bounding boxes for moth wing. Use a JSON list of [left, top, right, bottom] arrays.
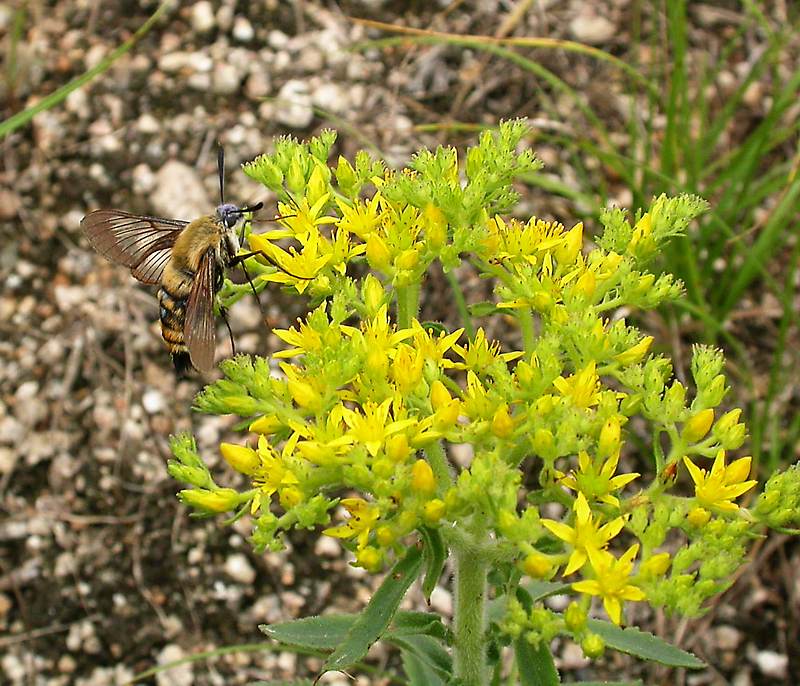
[[81, 210, 188, 285], [184, 249, 217, 373]]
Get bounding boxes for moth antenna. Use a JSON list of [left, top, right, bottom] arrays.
[[217, 143, 225, 205]]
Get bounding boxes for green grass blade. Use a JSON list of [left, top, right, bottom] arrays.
[[0, 0, 171, 140]]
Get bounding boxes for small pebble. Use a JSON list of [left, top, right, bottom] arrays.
[[191, 1, 216, 33], [157, 644, 193, 686], [275, 79, 314, 129], [754, 650, 788, 679], [225, 553, 257, 584], [232, 16, 254, 42], [314, 536, 341, 558], [428, 586, 453, 616], [142, 389, 166, 415], [212, 62, 241, 95], [569, 10, 616, 45], [151, 160, 209, 220]]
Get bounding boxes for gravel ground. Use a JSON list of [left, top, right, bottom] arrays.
[[1, 1, 798, 684]]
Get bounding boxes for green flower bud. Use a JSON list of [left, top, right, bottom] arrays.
[[286, 156, 306, 195], [581, 633, 605, 659], [335, 155, 358, 194], [564, 602, 587, 632]]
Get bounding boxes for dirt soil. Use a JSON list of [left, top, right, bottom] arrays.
[[1, 1, 798, 685]]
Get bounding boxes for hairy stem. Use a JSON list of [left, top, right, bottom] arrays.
[[396, 282, 421, 329], [445, 269, 475, 340], [453, 532, 489, 685]]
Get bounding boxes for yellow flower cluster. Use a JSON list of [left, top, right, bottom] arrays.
[[178, 141, 760, 633]]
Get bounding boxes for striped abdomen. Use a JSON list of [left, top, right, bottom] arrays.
[[158, 283, 192, 376]]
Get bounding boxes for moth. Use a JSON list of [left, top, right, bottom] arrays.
[[81, 148, 264, 375]]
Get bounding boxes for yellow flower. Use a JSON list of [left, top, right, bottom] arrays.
[[250, 435, 300, 513], [220, 442, 260, 475], [179, 488, 246, 514], [280, 364, 323, 411], [572, 544, 645, 625], [523, 552, 555, 579], [323, 498, 381, 550], [249, 414, 283, 435], [391, 344, 424, 394], [559, 450, 639, 507], [682, 408, 715, 443], [269, 195, 337, 240], [319, 226, 365, 275], [344, 305, 415, 367], [491, 404, 515, 438], [683, 450, 757, 512], [335, 194, 384, 238], [341, 398, 416, 457], [452, 328, 523, 371], [553, 361, 601, 409], [254, 229, 331, 293], [410, 319, 463, 366], [272, 318, 324, 357], [411, 459, 436, 494], [614, 336, 653, 365], [542, 492, 626, 575]]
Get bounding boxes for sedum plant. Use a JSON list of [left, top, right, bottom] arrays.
[[168, 121, 800, 685]]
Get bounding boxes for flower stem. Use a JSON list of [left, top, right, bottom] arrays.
[[453, 534, 489, 685], [396, 282, 420, 329], [425, 440, 454, 488], [519, 307, 537, 353], [445, 269, 475, 340]]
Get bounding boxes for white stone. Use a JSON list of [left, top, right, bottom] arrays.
[[191, 1, 215, 33], [0, 447, 16, 474], [132, 164, 156, 194], [245, 70, 271, 100], [151, 160, 209, 220], [187, 72, 211, 91], [267, 30, 289, 49], [232, 16, 254, 42], [65, 87, 89, 115], [186, 52, 213, 73], [158, 51, 191, 73], [569, 11, 615, 45], [142, 389, 166, 414], [212, 62, 241, 95], [715, 624, 742, 650], [157, 644, 194, 686], [216, 4, 234, 31], [311, 82, 348, 115], [225, 552, 257, 584], [754, 650, 788, 679], [137, 112, 160, 134], [275, 79, 314, 129], [314, 536, 341, 558], [428, 586, 453, 616], [559, 640, 589, 669]]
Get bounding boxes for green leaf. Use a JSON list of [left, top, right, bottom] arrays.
[[419, 526, 448, 601], [390, 634, 452, 680], [321, 544, 424, 672], [468, 301, 504, 317], [400, 643, 448, 686], [524, 580, 574, 603], [587, 619, 704, 669], [259, 614, 354, 650], [516, 637, 560, 686], [391, 611, 450, 642]]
